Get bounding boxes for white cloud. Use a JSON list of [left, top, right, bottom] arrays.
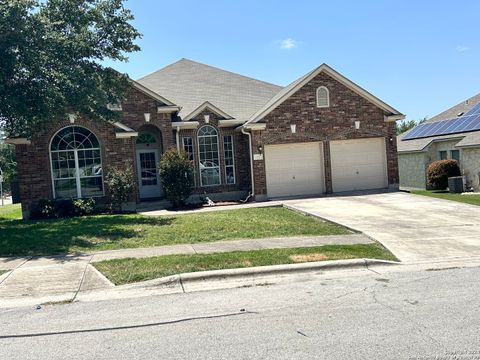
[[278, 38, 297, 50], [456, 45, 470, 52]]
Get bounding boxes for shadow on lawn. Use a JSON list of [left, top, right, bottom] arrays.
[[0, 215, 173, 257]]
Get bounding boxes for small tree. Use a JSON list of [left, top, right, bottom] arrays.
[[105, 166, 135, 212], [159, 148, 194, 208], [427, 160, 461, 190]]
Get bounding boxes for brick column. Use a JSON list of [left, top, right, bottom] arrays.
[[323, 140, 333, 193]]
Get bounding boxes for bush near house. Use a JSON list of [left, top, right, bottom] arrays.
[[105, 166, 135, 212], [30, 198, 97, 219], [427, 160, 461, 190], [159, 148, 194, 208]]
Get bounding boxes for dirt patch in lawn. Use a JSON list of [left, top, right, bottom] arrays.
[[289, 253, 328, 262]]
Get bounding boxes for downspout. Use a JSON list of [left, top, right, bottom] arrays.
[[241, 127, 255, 197], [176, 126, 180, 152]]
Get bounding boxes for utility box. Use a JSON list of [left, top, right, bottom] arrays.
[[448, 176, 464, 193]]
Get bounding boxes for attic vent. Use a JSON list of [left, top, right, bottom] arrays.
[[457, 112, 464, 117]]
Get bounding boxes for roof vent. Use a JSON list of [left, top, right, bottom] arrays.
[[457, 112, 464, 117]]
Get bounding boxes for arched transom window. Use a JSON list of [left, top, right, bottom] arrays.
[[136, 132, 157, 146], [50, 126, 103, 198], [198, 125, 220, 186], [316, 86, 330, 108]]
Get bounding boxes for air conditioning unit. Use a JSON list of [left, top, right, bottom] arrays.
[[448, 176, 464, 193]]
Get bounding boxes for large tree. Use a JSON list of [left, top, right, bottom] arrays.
[[0, 0, 141, 137]]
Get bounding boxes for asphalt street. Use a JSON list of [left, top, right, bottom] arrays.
[[0, 264, 479, 359]]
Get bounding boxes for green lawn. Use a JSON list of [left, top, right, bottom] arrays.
[[94, 243, 396, 285], [0, 204, 22, 220], [410, 190, 480, 206], [0, 205, 350, 257]]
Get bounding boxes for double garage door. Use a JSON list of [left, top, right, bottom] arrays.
[[264, 138, 387, 198]]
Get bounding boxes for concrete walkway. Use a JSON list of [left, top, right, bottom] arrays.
[[138, 200, 283, 216], [0, 233, 372, 308]]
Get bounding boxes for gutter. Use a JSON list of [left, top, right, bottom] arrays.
[[176, 127, 180, 152], [241, 127, 255, 197]]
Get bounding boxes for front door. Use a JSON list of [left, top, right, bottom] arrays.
[[136, 149, 163, 199]]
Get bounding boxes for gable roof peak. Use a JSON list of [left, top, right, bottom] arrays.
[[245, 62, 404, 124]]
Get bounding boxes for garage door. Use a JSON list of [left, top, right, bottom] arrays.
[[264, 142, 325, 198], [330, 138, 387, 192]]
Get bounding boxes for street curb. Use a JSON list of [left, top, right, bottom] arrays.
[[117, 258, 401, 290]]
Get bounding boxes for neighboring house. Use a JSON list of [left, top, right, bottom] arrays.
[[6, 59, 403, 218], [398, 93, 480, 190]]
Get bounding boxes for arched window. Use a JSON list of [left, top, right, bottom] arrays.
[[198, 125, 220, 186], [316, 86, 330, 108], [50, 126, 103, 198], [136, 132, 157, 146]]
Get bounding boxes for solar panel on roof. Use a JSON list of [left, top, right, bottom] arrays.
[[403, 112, 480, 140], [463, 102, 480, 116]]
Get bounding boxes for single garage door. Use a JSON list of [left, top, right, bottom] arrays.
[[264, 142, 325, 198], [330, 137, 387, 192]]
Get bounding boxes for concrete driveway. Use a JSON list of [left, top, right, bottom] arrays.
[[286, 192, 480, 262]]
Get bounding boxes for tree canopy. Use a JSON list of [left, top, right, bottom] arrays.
[[0, 0, 141, 138], [396, 117, 428, 135]]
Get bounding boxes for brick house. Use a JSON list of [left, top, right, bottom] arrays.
[[7, 59, 404, 218]]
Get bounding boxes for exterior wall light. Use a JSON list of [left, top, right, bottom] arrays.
[[355, 121, 360, 129], [68, 114, 76, 124], [290, 124, 296, 133], [144, 113, 151, 123], [257, 145, 263, 153]]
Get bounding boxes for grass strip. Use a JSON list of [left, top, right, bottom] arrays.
[[410, 190, 480, 206], [94, 243, 397, 285]]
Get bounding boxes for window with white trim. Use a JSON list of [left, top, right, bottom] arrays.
[[316, 86, 330, 108], [182, 137, 194, 161], [439, 150, 447, 160], [50, 126, 103, 198], [183, 136, 197, 184], [198, 125, 220, 186], [223, 135, 235, 184]]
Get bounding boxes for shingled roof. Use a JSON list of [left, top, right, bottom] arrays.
[[137, 59, 282, 122], [398, 91, 480, 152]]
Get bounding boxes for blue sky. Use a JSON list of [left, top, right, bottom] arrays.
[[107, 0, 480, 121]]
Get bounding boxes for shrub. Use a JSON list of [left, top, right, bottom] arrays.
[[54, 199, 75, 218], [427, 159, 461, 190], [159, 148, 194, 208], [105, 166, 135, 212], [72, 198, 96, 216], [33, 199, 56, 219], [31, 198, 97, 219]]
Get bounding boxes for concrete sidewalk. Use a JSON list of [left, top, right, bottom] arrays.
[[0, 233, 372, 308], [89, 233, 371, 262]]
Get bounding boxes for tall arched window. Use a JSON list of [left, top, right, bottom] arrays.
[[50, 126, 103, 198], [316, 86, 330, 108], [198, 125, 220, 186]]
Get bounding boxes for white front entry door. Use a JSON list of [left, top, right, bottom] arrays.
[[264, 142, 325, 198], [136, 149, 163, 199]]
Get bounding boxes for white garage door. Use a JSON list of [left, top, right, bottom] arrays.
[[264, 142, 325, 198], [330, 137, 387, 192]]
